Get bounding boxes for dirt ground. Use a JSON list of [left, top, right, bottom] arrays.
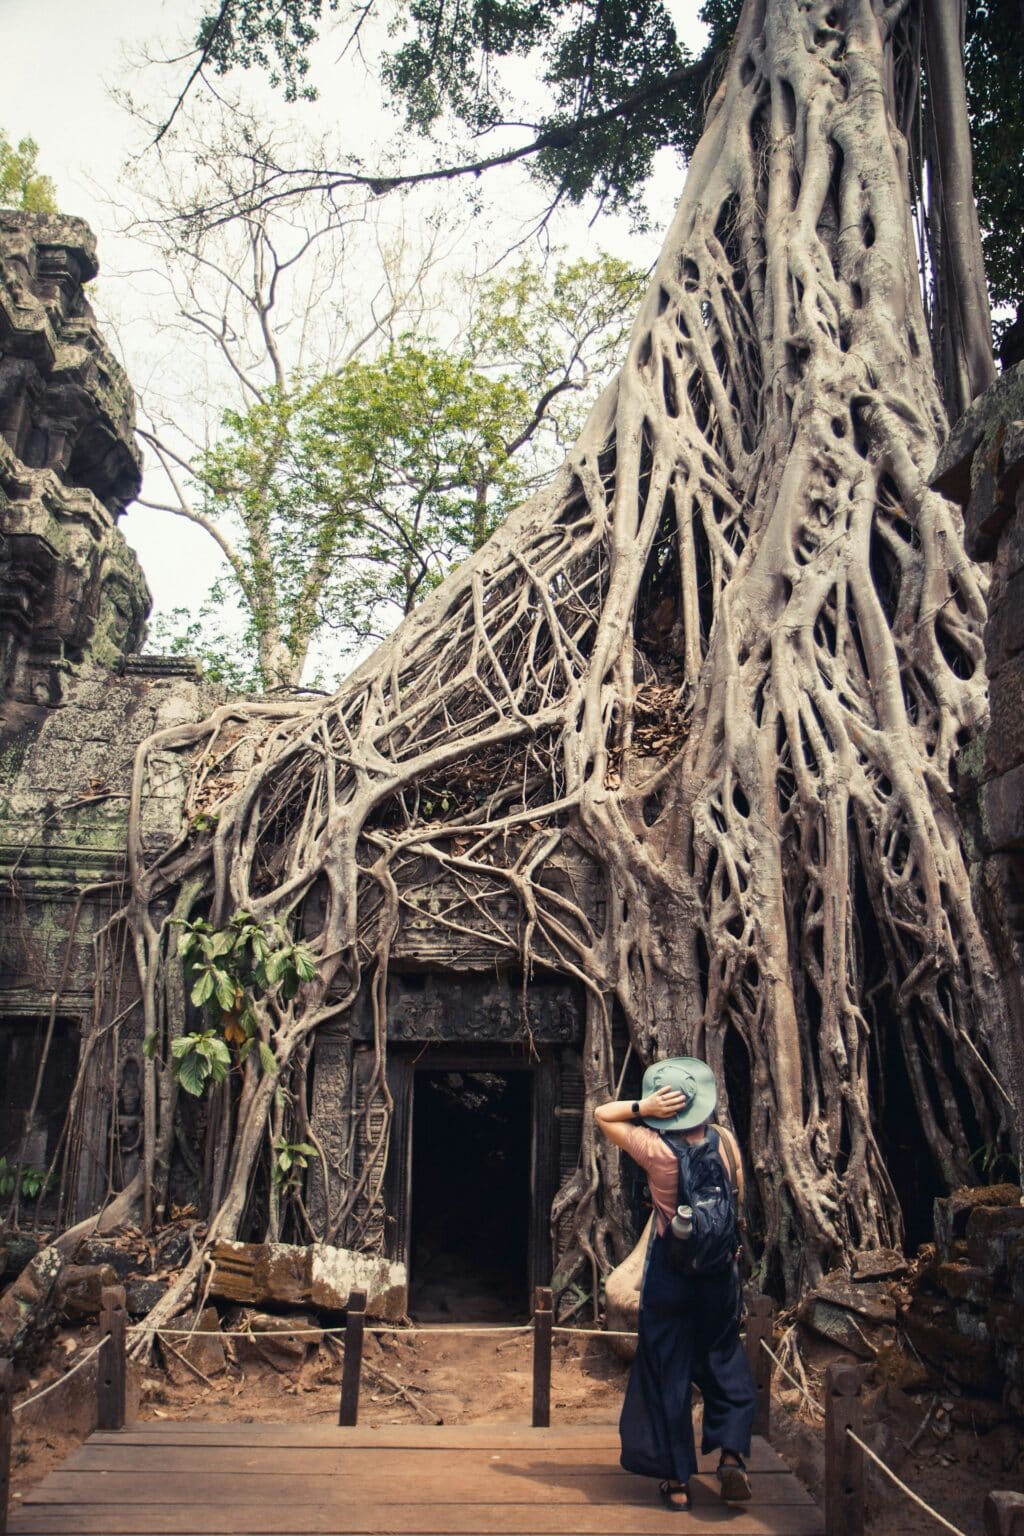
[[8, 1316, 1024, 1534]]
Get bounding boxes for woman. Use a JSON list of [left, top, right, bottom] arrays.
[[595, 1056, 756, 1513]]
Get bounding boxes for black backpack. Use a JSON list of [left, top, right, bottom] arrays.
[[659, 1126, 738, 1275]]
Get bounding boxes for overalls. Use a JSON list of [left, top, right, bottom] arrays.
[[618, 1140, 756, 1484]]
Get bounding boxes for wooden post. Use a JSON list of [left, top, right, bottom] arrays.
[[96, 1285, 127, 1431], [531, 1285, 553, 1428], [0, 1358, 12, 1536], [744, 1295, 774, 1439], [338, 1288, 366, 1427], [824, 1363, 865, 1536], [984, 1491, 1024, 1536]]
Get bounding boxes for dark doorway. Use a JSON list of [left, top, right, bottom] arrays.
[[409, 1069, 531, 1321]]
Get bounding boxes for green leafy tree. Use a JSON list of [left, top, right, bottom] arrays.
[[0, 128, 58, 212], [156, 252, 644, 688]]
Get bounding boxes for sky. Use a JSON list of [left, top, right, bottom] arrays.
[[1, 0, 708, 670]]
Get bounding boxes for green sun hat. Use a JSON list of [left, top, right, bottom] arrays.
[[640, 1056, 718, 1131]]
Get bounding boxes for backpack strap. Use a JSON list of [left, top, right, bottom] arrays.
[[714, 1126, 742, 1208]]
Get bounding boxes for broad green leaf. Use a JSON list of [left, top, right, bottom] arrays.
[[259, 1041, 278, 1076], [264, 949, 288, 985], [191, 968, 216, 1006], [214, 971, 237, 1012], [176, 1051, 208, 1096], [293, 946, 318, 982]]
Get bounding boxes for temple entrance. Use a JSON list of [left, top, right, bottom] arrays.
[[408, 1068, 531, 1320]]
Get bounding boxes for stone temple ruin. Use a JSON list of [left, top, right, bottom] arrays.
[[2, 212, 1024, 1352], [0, 212, 639, 1320]]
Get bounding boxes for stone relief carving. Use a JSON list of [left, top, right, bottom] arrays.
[[346, 973, 582, 1044]]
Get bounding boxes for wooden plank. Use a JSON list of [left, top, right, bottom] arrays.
[[62, 1445, 794, 1477], [27, 1469, 813, 1507], [9, 1501, 824, 1534], [79, 1424, 789, 1470], [85, 1423, 623, 1446]]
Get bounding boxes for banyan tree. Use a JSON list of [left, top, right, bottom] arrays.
[[65, 0, 1021, 1317]]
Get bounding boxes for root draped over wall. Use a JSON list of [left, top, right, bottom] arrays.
[[75, 0, 1016, 1319]]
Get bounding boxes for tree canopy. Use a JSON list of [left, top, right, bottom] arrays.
[[182, 0, 1022, 337], [151, 252, 645, 688], [0, 127, 57, 212]]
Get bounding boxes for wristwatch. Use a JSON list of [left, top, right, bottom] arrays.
[[631, 1100, 641, 1118]]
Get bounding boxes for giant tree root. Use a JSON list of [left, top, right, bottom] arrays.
[[70, 0, 1015, 1308]]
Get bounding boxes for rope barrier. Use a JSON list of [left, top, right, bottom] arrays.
[[12, 1339, 106, 1415], [846, 1430, 968, 1536], [553, 1326, 637, 1339], [757, 1335, 966, 1535], [127, 1322, 533, 1339], [126, 1320, 641, 1341]]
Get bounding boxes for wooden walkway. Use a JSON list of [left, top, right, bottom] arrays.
[[11, 1421, 823, 1535]]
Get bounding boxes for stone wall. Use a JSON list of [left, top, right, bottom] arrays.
[[0, 212, 223, 1216], [905, 1186, 1024, 1413], [933, 361, 1024, 1166], [0, 212, 149, 711]]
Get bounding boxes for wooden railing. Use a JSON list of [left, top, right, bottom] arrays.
[[2, 1283, 1023, 1536]]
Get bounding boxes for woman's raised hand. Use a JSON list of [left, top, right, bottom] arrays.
[[640, 1086, 687, 1118]]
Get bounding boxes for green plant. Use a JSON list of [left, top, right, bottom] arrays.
[[171, 1030, 232, 1096], [272, 1137, 318, 1188], [159, 910, 319, 1096], [0, 1154, 50, 1200], [968, 1141, 1020, 1184]]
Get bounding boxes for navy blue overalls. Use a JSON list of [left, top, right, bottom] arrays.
[[619, 1129, 756, 1484]]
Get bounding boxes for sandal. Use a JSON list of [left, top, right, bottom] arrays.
[[716, 1454, 752, 1502], [659, 1479, 692, 1512]]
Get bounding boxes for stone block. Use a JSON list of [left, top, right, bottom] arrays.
[[72, 1237, 141, 1280], [987, 568, 1024, 674], [934, 1261, 991, 1307], [967, 459, 1015, 558], [803, 1274, 897, 1322], [0, 1233, 40, 1284], [987, 654, 1024, 777], [850, 1247, 908, 1282], [934, 1185, 1020, 1262], [986, 1297, 1024, 1349], [232, 1310, 321, 1373], [984, 767, 1024, 849], [903, 1295, 999, 1393], [125, 1278, 168, 1317], [966, 1204, 1024, 1282], [999, 496, 1024, 581], [930, 361, 1024, 511], [1008, 1232, 1024, 1307], [58, 1262, 118, 1320], [160, 1305, 226, 1384], [797, 1297, 885, 1357], [0, 1242, 63, 1368], [208, 1239, 407, 1320]]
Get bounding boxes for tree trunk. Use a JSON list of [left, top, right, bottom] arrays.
[[110, 0, 1008, 1302]]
